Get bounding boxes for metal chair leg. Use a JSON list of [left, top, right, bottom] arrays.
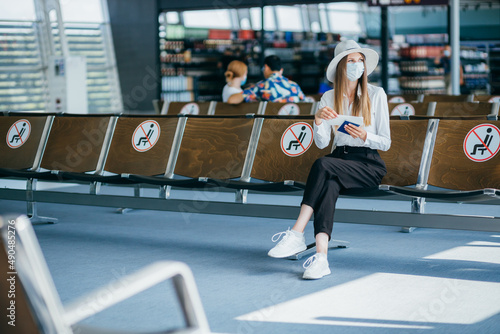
[[28, 202, 57, 225], [287, 239, 350, 260], [116, 184, 142, 214], [26, 179, 57, 224]]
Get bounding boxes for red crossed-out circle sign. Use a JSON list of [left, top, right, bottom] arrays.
[[180, 102, 199, 115], [6, 119, 31, 149], [463, 124, 500, 162], [281, 122, 313, 157], [132, 120, 161, 152], [388, 96, 405, 103], [391, 103, 415, 116], [278, 103, 300, 115]]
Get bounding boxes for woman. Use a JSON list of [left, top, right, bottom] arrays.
[[222, 60, 247, 102], [268, 40, 391, 280]]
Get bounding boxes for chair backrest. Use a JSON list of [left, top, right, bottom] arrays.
[[0, 215, 71, 333], [421, 94, 472, 103], [0, 115, 51, 170], [104, 116, 178, 176], [387, 94, 420, 103], [212, 102, 262, 115], [250, 117, 330, 183], [174, 116, 254, 179], [428, 120, 500, 190], [379, 120, 429, 186], [473, 95, 500, 103], [152, 99, 164, 114], [40, 116, 112, 173], [307, 94, 323, 102], [432, 102, 498, 117], [388, 102, 430, 117], [263, 102, 316, 115], [161, 101, 212, 115]]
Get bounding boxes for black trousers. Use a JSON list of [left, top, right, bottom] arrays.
[[301, 146, 387, 239]]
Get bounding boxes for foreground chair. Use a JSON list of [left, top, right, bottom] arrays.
[[386, 119, 500, 202], [0, 215, 211, 334]]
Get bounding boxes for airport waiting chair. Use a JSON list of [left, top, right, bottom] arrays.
[[152, 99, 164, 114], [420, 94, 474, 103], [220, 116, 329, 193], [211, 102, 264, 115], [161, 101, 213, 115], [0, 114, 115, 223], [386, 119, 500, 202], [472, 95, 500, 103], [431, 102, 499, 118], [388, 102, 431, 117], [0, 114, 52, 177], [263, 102, 316, 115], [126, 115, 255, 196], [0, 215, 211, 334], [387, 94, 420, 103], [378, 120, 430, 187]]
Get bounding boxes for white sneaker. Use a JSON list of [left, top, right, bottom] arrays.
[[303, 253, 331, 280], [268, 229, 306, 258]]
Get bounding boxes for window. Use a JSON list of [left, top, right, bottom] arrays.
[[0, 0, 45, 112], [59, 0, 122, 113], [250, 7, 276, 31], [275, 6, 303, 32], [60, 0, 104, 23], [326, 2, 362, 35], [0, 0, 121, 113], [0, 0, 36, 21], [183, 10, 232, 29]]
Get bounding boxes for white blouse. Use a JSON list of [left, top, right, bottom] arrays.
[[314, 84, 391, 152], [222, 84, 243, 103]]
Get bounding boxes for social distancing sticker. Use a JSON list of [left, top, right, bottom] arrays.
[[391, 103, 415, 116], [388, 96, 405, 103], [488, 96, 500, 103], [180, 103, 199, 115], [463, 124, 500, 162], [6, 119, 31, 149], [132, 120, 160, 152], [281, 122, 313, 157], [278, 103, 300, 115]]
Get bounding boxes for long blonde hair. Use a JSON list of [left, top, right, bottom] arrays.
[[333, 55, 372, 126], [224, 60, 247, 83]]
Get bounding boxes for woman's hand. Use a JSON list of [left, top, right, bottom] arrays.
[[345, 124, 367, 141], [315, 106, 338, 125]]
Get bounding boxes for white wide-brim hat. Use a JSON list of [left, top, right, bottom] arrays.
[[326, 40, 379, 82]]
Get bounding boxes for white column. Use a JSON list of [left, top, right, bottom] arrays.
[[450, 0, 460, 95]]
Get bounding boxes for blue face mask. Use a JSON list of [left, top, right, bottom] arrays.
[[241, 76, 247, 86], [346, 62, 365, 82]]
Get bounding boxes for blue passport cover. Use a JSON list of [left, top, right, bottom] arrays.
[[337, 121, 361, 135]]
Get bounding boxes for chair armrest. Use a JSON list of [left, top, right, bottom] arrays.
[[63, 261, 210, 332]]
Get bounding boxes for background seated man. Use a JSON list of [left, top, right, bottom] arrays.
[[227, 55, 305, 104]]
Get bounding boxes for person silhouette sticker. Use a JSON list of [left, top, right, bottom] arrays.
[[281, 122, 314, 157], [470, 127, 493, 156]]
